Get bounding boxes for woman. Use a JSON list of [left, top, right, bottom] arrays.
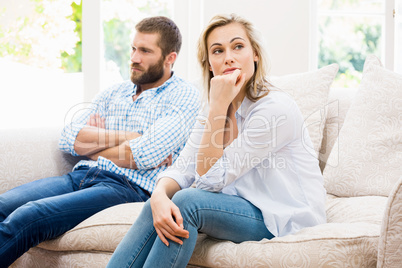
[[107, 14, 326, 268]]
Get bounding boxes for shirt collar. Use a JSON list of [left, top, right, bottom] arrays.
[[236, 96, 252, 119]]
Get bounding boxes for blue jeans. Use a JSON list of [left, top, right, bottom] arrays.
[[0, 167, 150, 268], [107, 188, 274, 268]]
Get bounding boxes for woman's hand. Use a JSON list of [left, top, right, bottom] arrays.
[[209, 69, 246, 109], [150, 191, 189, 246]]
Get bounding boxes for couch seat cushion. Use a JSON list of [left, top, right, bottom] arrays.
[[37, 194, 387, 268], [190, 222, 380, 268], [189, 195, 387, 267], [326, 195, 387, 225]]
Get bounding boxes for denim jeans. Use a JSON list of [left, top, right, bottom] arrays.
[[0, 167, 150, 268], [107, 188, 274, 268]]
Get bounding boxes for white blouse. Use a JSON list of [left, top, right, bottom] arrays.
[[157, 90, 326, 237]]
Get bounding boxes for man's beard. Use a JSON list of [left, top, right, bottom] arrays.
[[130, 57, 165, 86]]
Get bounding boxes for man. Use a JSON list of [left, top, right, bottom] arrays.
[[0, 16, 199, 267]]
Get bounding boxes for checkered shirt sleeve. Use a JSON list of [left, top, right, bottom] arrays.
[[58, 87, 112, 156], [130, 79, 200, 169]]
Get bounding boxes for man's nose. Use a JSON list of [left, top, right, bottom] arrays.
[[131, 50, 141, 63]]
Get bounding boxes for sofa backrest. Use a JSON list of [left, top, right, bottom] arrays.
[[0, 127, 79, 194], [319, 87, 358, 172]]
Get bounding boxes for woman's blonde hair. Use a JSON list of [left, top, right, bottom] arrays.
[[197, 14, 272, 102]]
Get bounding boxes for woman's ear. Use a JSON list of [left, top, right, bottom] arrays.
[[254, 52, 259, 62], [209, 65, 212, 71]]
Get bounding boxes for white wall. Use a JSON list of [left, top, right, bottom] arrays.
[[173, 0, 311, 82]]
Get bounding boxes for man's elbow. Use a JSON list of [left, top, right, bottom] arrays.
[[73, 141, 93, 156]]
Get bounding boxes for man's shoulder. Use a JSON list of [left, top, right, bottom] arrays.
[[109, 80, 134, 92], [100, 80, 134, 97], [166, 75, 200, 94]]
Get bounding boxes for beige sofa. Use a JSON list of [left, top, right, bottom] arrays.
[[3, 55, 401, 267]]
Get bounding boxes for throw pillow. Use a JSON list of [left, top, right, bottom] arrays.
[[271, 64, 339, 154], [323, 55, 402, 197]]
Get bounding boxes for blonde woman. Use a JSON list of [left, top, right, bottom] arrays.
[[107, 14, 326, 268]]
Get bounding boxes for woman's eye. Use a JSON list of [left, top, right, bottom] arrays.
[[213, 49, 222, 54], [235, 44, 244, 50]]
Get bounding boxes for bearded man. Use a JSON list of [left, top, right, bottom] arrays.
[[0, 16, 199, 267]]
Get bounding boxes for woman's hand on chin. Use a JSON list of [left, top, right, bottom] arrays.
[[209, 69, 246, 109]]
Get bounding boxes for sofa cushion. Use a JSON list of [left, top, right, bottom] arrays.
[[190, 222, 379, 268], [323, 55, 402, 197], [318, 87, 358, 171], [326, 195, 387, 225], [36, 194, 387, 268], [188, 195, 387, 267], [0, 127, 80, 194], [271, 64, 339, 154]]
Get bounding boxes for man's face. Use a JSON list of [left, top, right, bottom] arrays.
[[130, 32, 166, 88]]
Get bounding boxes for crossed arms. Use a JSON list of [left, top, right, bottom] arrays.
[[73, 114, 172, 169]]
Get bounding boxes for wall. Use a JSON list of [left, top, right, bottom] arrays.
[[173, 0, 311, 82]]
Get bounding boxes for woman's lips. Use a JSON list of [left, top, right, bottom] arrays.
[[223, 68, 239, 75]]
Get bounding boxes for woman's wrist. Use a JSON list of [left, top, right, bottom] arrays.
[[152, 177, 181, 199], [208, 103, 228, 118]]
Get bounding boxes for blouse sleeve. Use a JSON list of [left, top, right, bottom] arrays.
[[195, 97, 301, 192]]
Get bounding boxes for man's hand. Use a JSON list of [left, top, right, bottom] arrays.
[[86, 113, 105, 128], [150, 190, 189, 246], [156, 154, 173, 168], [74, 113, 141, 156]]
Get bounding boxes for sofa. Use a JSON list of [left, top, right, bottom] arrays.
[[3, 55, 401, 267]]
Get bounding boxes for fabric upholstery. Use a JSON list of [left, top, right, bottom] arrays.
[[0, 127, 79, 195], [377, 177, 402, 268], [271, 64, 339, 154], [323, 55, 402, 197], [318, 87, 358, 171]]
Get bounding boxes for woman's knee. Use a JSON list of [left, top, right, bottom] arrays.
[[138, 199, 153, 219], [171, 188, 212, 227], [171, 188, 204, 208]]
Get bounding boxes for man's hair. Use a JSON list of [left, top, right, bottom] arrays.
[[136, 16, 182, 58]]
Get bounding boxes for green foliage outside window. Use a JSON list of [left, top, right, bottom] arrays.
[[318, 0, 383, 88], [0, 0, 171, 76], [0, 0, 81, 72], [61, 1, 82, 72]]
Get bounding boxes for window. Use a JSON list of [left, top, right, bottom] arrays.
[[0, 0, 174, 129], [313, 0, 400, 88], [0, 0, 83, 129]]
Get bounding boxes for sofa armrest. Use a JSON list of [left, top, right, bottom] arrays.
[[377, 176, 402, 268], [0, 127, 82, 194]]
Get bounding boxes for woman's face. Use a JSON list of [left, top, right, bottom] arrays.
[[207, 23, 258, 82]]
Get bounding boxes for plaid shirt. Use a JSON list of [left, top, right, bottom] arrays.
[[59, 73, 200, 193]]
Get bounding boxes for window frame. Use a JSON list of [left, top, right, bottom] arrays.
[[310, 0, 396, 73]]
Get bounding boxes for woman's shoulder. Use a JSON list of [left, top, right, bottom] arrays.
[[251, 88, 298, 112]]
